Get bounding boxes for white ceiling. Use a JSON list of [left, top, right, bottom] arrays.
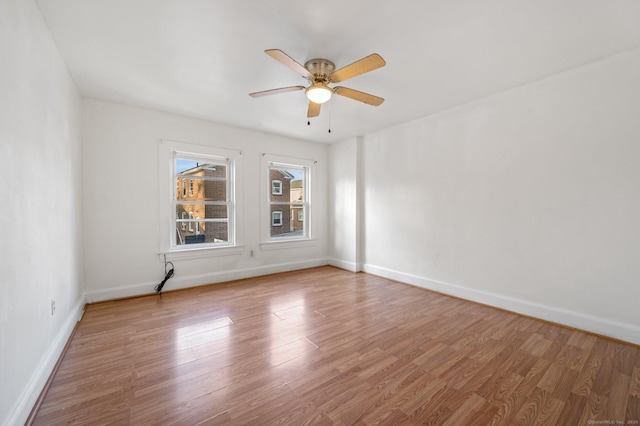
[[36, 0, 640, 143]]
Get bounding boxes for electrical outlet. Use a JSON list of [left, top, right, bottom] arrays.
[[250, 250, 255, 257], [51, 299, 55, 316]]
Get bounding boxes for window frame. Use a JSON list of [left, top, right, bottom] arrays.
[[174, 152, 230, 248], [261, 154, 315, 248], [159, 140, 243, 259]]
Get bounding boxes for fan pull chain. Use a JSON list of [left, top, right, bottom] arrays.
[[328, 99, 332, 133]]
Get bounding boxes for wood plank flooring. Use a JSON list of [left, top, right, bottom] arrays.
[[31, 266, 640, 425]]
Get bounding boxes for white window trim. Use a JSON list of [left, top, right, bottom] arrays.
[[158, 140, 243, 259], [188, 211, 194, 232], [261, 154, 316, 248]]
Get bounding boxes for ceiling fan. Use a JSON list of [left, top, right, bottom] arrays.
[[249, 49, 386, 118]]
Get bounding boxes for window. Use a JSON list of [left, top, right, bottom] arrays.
[[262, 155, 313, 244], [174, 156, 231, 248], [159, 140, 244, 255], [272, 180, 282, 195], [272, 211, 283, 226]]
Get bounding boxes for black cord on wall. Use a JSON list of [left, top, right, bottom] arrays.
[[155, 254, 174, 295]]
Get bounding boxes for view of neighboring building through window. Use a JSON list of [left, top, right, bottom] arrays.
[[268, 163, 308, 239], [272, 211, 283, 226], [271, 179, 282, 195], [174, 154, 234, 248]]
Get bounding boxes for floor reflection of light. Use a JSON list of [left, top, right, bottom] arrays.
[[269, 295, 318, 366], [173, 317, 234, 403], [270, 293, 305, 317], [175, 316, 233, 351]]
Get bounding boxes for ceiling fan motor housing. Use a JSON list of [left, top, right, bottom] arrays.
[[304, 58, 335, 83]]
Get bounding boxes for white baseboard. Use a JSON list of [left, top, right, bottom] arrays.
[[5, 297, 85, 426], [328, 258, 361, 272], [85, 258, 329, 303], [363, 263, 640, 346]]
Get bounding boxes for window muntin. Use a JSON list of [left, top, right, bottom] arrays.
[[173, 154, 234, 249], [267, 162, 309, 240]]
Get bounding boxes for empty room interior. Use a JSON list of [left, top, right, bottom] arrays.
[[2, 0, 640, 424]]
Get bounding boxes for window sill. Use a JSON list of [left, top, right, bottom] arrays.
[[260, 239, 317, 251], [159, 245, 244, 261]]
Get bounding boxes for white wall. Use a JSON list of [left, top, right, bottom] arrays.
[[1, 5, 638, 423], [360, 49, 640, 344], [328, 137, 360, 271], [81, 100, 329, 301], [0, 0, 84, 424]]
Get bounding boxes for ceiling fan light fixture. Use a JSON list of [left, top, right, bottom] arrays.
[[251, 50, 386, 117], [305, 82, 333, 104]]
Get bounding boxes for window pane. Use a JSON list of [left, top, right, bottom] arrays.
[[176, 161, 226, 176], [269, 167, 304, 202], [176, 177, 226, 201], [176, 163, 227, 202], [175, 222, 229, 246], [176, 204, 228, 220], [176, 204, 229, 246], [270, 204, 305, 238]]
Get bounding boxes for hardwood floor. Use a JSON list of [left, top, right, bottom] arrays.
[[31, 266, 640, 425]]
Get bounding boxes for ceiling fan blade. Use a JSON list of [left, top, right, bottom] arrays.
[[330, 53, 386, 83], [265, 49, 313, 79], [249, 86, 305, 98], [334, 86, 384, 106], [307, 101, 321, 118]]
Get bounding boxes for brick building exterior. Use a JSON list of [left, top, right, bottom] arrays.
[[269, 169, 292, 236], [269, 169, 304, 237], [290, 179, 304, 233], [176, 163, 228, 245]]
